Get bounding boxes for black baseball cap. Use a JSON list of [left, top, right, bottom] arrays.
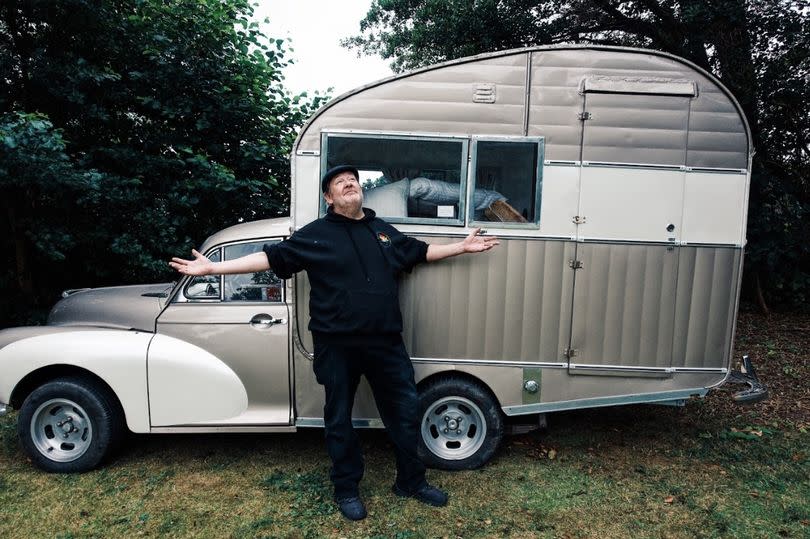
[[322, 165, 359, 192]]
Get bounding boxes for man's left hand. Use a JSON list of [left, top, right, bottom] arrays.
[[426, 228, 500, 262], [461, 228, 500, 253]]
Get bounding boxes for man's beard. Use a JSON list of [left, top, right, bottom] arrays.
[[332, 193, 363, 216]]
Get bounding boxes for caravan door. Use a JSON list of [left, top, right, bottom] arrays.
[[568, 80, 694, 376]]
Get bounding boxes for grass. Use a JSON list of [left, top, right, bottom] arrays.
[[0, 308, 807, 538]]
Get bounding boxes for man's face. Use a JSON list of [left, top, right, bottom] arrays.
[[324, 171, 363, 209]]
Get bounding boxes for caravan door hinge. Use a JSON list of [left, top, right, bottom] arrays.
[[578, 111, 591, 121], [568, 259, 583, 270], [563, 348, 579, 359], [573, 215, 586, 225]]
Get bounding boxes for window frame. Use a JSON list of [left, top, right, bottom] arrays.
[[320, 130, 470, 226], [181, 247, 222, 302], [467, 135, 545, 229], [175, 239, 286, 304]]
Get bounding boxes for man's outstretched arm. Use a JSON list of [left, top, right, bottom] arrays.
[[169, 249, 270, 276], [426, 228, 499, 262]]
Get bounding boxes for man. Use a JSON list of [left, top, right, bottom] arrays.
[[170, 165, 499, 521]]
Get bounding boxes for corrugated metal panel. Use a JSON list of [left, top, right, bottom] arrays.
[[527, 50, 586, 162], [687, 92, 748, 169], [526, 49, 748, 168], [295, 47, 748, 168], [402, 238, 574, 363], [673, 247, 741, 368], [296, 238, 575, 364], [570, 243, 679, 368], [296, 241, 739, 370], [292, 239, 739, 407], [528, 49, 700, 162], [297, 54, 528, 151], [582, 94, 691, 166]]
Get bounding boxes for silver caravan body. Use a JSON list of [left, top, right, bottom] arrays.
[[289, 45, 751, 422]]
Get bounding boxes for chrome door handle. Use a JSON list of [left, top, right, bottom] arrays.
[[250, 314, 287, 327]]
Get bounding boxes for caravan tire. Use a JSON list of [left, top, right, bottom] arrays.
[[417, 377, 504, 470]]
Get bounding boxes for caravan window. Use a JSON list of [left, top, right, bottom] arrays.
[[322, 133, 468, 225], [470, 137, 544, 225]]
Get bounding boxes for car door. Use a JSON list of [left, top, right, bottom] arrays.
[[153, 239, 292, 426]]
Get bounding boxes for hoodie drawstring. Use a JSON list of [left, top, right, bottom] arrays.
[[344, 224, 371, 283]]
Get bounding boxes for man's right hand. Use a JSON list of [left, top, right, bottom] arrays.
[[169, 249, 212, 276]]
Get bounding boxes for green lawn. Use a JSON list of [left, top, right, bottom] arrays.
[[0, 310, 808, 538]]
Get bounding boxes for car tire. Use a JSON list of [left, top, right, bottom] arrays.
[[17, 377, 124, 473], [417, 376, 504, 470]]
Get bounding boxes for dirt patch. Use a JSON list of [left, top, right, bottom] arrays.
[[695, 307, 810, 428]]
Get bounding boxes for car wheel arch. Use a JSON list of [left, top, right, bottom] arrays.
[[11, 365, 125, 422]]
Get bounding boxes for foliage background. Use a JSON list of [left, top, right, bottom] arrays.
[[346, 0, 810, 311], [0, 0, 327, 327]]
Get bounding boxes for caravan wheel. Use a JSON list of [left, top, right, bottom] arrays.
[[417, 377, 504, 470]]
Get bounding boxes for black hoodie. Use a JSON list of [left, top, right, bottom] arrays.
[[263, 208, 428, 335]]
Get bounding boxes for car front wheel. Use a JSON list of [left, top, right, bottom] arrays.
[[417, 376, 504, 470], [18, 377, 124, 473]]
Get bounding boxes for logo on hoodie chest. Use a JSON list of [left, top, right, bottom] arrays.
[[377, 232, 391, 247]]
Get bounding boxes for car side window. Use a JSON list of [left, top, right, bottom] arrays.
[[223, 241, 284, 302], [184, 249, 221, 299]]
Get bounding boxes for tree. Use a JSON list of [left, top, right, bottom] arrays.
[[0, 0, 327, 325], [346, 0, 809, 310]]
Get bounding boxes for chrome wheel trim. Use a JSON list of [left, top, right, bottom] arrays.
[[421, 395, 487, 460], [30, 398, 93, 463]]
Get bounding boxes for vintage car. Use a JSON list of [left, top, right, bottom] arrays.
[[1, 45, 767, 473], [0, 217, 518, 473]]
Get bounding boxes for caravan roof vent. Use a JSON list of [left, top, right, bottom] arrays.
[[581, 76, 697, 97], [473, 83, 496, 103]]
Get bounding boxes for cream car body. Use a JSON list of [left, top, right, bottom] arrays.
[[0, 330, 249, 432]]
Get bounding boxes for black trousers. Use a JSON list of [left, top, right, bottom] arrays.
[[312, 333, 427, 499]]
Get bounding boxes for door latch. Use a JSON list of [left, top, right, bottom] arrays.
[[250, 314, 286, 327]]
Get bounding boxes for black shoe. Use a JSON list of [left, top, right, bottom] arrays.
[[392, 483, 449, 507], [335, 496, 367, 521]]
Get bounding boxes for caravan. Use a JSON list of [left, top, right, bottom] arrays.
[[0, 46, 765, 472]]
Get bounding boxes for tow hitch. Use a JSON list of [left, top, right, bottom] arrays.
[[727, 355, 768, 404]]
